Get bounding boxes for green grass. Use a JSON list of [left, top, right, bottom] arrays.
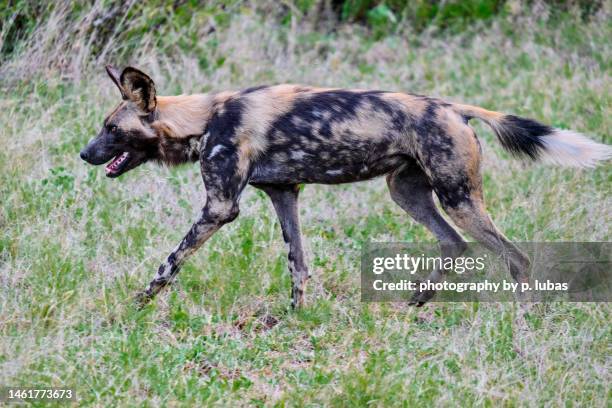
[[0, 7, 611, 407]]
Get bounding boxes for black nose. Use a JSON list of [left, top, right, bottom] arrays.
[[80, 150, 89, 161]]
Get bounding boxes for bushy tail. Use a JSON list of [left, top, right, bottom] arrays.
[[453, 103, 612, 168]]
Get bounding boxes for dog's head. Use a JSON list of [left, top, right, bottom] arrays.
[[80, 65, 160, 178]]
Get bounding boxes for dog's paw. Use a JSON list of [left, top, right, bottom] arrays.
[[408, 282, 436, 307], [134, 290, 154, 309], [290, 287, 305, 310]]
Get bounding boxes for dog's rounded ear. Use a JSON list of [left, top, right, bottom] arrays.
[[105, 64, 127, 99], [120, 67, 157, 113]]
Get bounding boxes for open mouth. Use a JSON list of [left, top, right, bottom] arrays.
[[105, 152, 131, 177]]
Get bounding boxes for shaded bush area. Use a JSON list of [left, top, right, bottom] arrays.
[[0, 0, 605, 80], [331, 0, 601, 28], [0, 1, 238, 71]]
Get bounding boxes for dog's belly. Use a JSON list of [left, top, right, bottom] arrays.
[[249, 151, 408, 184]]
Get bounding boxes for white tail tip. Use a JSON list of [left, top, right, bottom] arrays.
[[540, 130, 612, 168]]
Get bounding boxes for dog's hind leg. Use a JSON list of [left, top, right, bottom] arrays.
[[422, 124, 531, 291], [441, 198, 530, 288], [386, 161, 467, 306], [255, 184, 310, 309]]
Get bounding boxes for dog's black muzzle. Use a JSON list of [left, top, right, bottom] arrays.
[[80, 133, 118, 165]]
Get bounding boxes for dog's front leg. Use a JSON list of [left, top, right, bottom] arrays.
[[137, 197, 239, 304], [137, 141, 247, 305], [256, 184, 310, 308]]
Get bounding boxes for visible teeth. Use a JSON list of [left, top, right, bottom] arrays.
[[106, 152, 128, 173]]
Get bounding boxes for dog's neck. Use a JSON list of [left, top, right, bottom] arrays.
[[152, 92, 242, 165], [151, 94, 213, 165], [154, 94, 215, 139]]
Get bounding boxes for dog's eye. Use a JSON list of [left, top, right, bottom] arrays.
[[108, 125, 118, 133]]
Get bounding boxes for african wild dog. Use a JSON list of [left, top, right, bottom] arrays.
[[80, 65, 611, 308]]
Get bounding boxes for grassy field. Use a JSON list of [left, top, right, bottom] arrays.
[[0, 4, 611, 406]]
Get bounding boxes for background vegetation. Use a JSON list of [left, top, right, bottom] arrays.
[[0, 0, 610, 406]]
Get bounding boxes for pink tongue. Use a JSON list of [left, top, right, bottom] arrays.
[[106, 153, 127, 172]]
